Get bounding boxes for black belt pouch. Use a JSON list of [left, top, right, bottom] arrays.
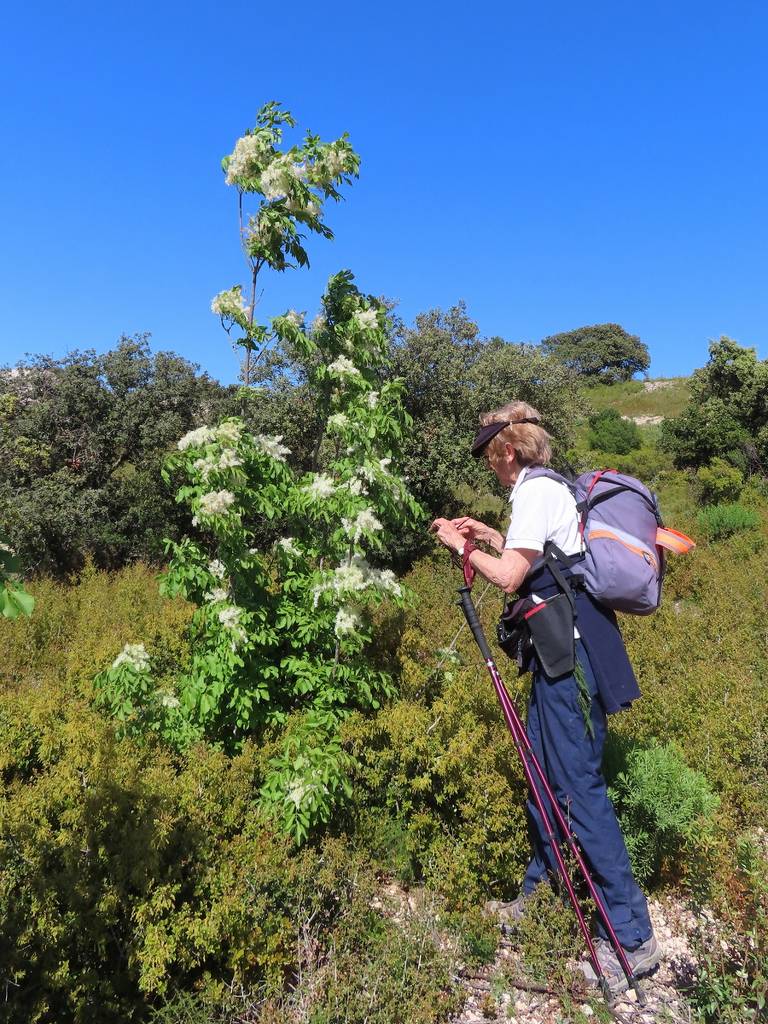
[[523, 593, 576, 678]]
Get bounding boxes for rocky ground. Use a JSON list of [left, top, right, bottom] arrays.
[[374, 880, 705, 1023], [454, 897, 700, 1024]]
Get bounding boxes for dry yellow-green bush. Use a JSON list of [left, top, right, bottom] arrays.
[[343, 552, 533, 906], [0, 668, 461, 1024], [0, 562, 193, 696], [0, 676, 299, 1022]]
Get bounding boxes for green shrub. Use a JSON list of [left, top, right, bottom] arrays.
[[587, 409, 641, 455], [697, 502, 759, 540], [507, 884, 582, 988], [695, 458, 744, 505], [445, 905, 499, 967], [608, 741, 719, 885], [572, 444, 673, 483], [611, 444, 673, 481], [689, 832, 768, 1022]]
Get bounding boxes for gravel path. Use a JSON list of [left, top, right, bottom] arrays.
[[452, 897, 701, 1024]]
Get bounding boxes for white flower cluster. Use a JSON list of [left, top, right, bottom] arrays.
[[259, 160, 287, 201], [178, 425, 215, 451], [218, 604, 247, 647], [322, 147, 348, 179], [259, 155, 308, 202], [313, 556, 402, 606], [327, 412, 349, 431], [205, 587, 229, 603], [112, 642, 151, 673], [305, 473, 336, 499], [278, 537, 300, 557], [158, 690, 181, 709], [344, 508, 383, 543], [286, 194, 319, 218], [225, 132, 271, 185], [218, 449, 242, 471], [340, 460, 395, 499], [287, 779, 307, 808], [284, 309, 304, 328], [255, 434, 291, 462], [218, 606, 240, 628], [208, 559, 226, 579], [366, 391, 379, 409], [345, 478, 367, 497], [216, 421, 243, 444], [0, 541, 14, 555], [371, 568, 402, 596], [199, 490, 236, 517], [193, 449, 243, 481], [332, 556, 371, 594], [179, 421, 243, 456], [335, 607, 360, 637], [327, 356, 360, 377], [356, 508, 382, 532], [353, 308, 378, 330], [211, 286, 249, 320], [311, 313, 326, 335]]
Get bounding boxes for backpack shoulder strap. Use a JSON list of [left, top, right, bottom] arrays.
[[541, 542, 583, 612], [519, 466, 577, 493]]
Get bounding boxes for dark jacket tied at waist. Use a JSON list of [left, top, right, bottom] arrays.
[[519, 562, 641, 715]]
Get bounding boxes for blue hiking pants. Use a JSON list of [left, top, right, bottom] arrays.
[[521, 639, 653, 950]]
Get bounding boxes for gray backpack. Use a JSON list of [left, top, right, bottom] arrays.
[[524, 468, 666, 615]]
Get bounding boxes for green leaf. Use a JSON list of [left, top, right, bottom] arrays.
[[1, 585, 35, 619]]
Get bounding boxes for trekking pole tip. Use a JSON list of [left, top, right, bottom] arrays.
[[631, 978, 646, 1005]]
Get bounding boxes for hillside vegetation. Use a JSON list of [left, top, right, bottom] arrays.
[[2, 363, 768, 1022], [584, 377, 691, 419]]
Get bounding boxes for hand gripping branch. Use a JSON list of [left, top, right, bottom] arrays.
[[456, 584, 646, 1005]]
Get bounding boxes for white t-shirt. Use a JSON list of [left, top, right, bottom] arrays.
[[504, 466, 582, 557], [504, 466, 583, 635]]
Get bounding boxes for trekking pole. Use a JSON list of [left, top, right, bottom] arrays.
[[456, 584, 646, 1005]]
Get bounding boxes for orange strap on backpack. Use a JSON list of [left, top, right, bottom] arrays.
[[655, 527, 696, 554]]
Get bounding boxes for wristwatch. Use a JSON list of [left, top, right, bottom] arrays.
[[456, 544, 465, 558]]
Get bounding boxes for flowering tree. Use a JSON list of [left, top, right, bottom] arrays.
[[95, 103, 421, 841], [95, 272, 423, 840], [212, 101, 359, 385]]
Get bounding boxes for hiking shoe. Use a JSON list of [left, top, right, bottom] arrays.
[[485, 894, 532, 934], [578, 935, 660, 995]]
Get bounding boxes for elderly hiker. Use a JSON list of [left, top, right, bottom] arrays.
[[430, 400, 660, 993]]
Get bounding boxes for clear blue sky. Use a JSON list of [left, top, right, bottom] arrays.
[[1, 1, 766, 383]]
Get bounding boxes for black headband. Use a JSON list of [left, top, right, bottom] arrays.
[[471, 417, 541, 457]]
